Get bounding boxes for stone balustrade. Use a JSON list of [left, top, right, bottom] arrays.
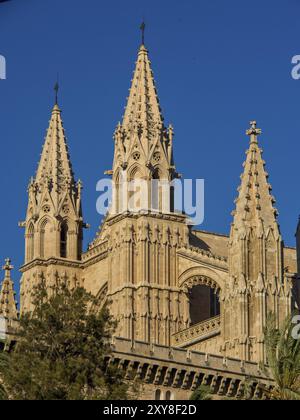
[[172, 315, 221, 348]]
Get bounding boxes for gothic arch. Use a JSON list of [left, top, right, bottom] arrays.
[[152, 166, 168, 181], [90, 283, 108, 314], [127, 164, 148, 212], [155, 389, 162, 400], [60, 221, 68, 258], [179, 267, 222, 326], [151, 166, 170, 212], [128, 164, 144, 181], [179, 266, 223, 294], [151, 167, 161, 211], [39, 217, 53, 259], [113, 170, 123, 213], [38, 216, 54, 231], [58, 217, 77, 233], [26, 222, 35, 262]]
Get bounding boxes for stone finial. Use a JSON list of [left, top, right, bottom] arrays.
[[246, 121, 262, 137], [2, 258, 13, 276], [140, 21, 146, 46], [54, 79, 59, 105]]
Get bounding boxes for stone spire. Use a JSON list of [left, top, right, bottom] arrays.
[[35, 103, 76, 198], [122, 44, 164, 144], [224, 121, 284, 363], [231, 121, 279, 229], [22, 98, 84, 264], [0, 259, 18, 319], [109, 39, 177, 217]]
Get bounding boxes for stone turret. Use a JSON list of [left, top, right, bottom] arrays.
[[20, 94, 85, 313], [94, 40, 189, 345], [108, 44, 179, 215], [223, 121, 290, 362], [24, 102, 84, 263], [0, 259, 18, 343]]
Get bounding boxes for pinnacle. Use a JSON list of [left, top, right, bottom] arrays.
[[231, 122, 279, 231], [0, 258, 18, 319], [122, 45, 164, 139]]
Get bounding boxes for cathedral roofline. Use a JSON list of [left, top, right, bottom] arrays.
[[192, 229, 229, 239]]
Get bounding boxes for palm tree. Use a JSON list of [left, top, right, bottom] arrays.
[[264, 314, 300, 400]]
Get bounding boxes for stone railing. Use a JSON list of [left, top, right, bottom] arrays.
[[172, 316, 221, 348], [82, 240, 109, 263]]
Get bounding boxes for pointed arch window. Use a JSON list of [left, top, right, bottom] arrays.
[[114, 171, 121, 214], [155, 389, 162, 400], [40, 219, 52, 259], [27, 223, 35, 262], [128, 166, 145, 212], [60, 222, 68, 258], [189, 285, 220, 325], [151, 168, 160, 211], [166, 391, 174, 401]]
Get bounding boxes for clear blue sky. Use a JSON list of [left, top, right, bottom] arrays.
[[0, 0, 299, 294]]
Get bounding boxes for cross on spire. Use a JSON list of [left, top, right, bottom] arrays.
[[140, 21, 146, 45], [54, 78, 59, 105], [2, 258, 13, 275], [246, 120, 262, 137]]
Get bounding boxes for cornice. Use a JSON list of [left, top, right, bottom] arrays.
[[20, 257, 83, 272], [177, 246, 228, 271]]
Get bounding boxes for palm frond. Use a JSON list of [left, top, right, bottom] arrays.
[[264, 313, 300, 400]]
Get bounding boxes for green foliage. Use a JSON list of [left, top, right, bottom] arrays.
[[0, 344, 8, 400], [264, 313, 300, 400], [1, 282, 135, 400], [190, 385, 212, 401]]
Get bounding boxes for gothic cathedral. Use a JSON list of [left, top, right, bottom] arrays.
[[1, 39, 299, 399]]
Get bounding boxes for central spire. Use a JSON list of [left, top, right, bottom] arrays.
[[107, 33, 177, 218], [122, 42, 164, 148]]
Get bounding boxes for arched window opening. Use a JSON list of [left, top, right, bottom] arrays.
[[40, 220, 52, 259], [166, 391, 174, 401], [128, 167, 145, 212], [155, 389, 162, 401], [114, 172, 121, 214], [189, 285, 220, 326], [151, 169, 160, 211], [170, 184, 175, 213], [60, 222, 68, 258], [27, 224, 35, 262]]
